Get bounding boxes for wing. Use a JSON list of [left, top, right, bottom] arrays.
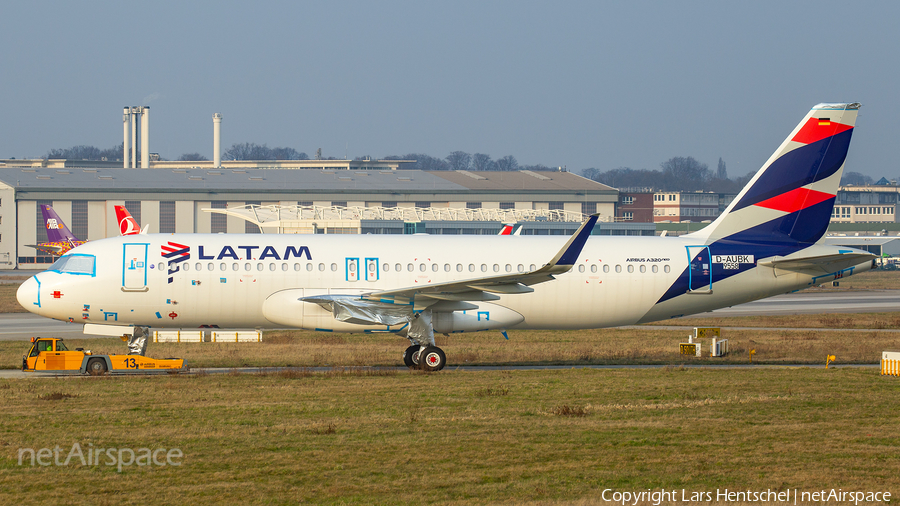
[[304, 214, 599, 312]]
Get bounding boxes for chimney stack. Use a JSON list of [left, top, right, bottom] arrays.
[[140, 106, 150, 168], [213, 113, 222, 168], [123, 107, 130, 168]]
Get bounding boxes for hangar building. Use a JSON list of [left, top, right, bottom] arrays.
[[0, 166, 645, 270]]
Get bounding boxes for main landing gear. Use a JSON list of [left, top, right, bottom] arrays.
[[403, 345, 447, 371]]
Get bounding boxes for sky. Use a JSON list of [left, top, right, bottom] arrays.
[[2, 1, 898, 180]]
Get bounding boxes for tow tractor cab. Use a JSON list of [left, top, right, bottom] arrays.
[[22, 337, 187, 375]]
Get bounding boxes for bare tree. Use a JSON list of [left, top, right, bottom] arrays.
[[472, 153, 495, 171], [841, 171, 873, 186], [45, 145, 102, 160], [716, 158, 728, 180], [178, 153, 209, 161], [272, 147, 309, 160], [446, 151, 472, 171], [661, 156, 710, 191], [496, 155, 518, 171]]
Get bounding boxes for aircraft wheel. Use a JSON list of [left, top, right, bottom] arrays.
[[87, 358, 108, 376], [403, 345, 421, 368], [419, 346, 446, 372]]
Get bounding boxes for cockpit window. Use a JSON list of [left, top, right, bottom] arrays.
[[48, 254, 96, 276]]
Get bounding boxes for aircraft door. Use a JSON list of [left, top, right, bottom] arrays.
[[123, 243, 149, 292], [365, 257, 379, 281], [346, 258, 359, 282], [686, 245, 712, 294]]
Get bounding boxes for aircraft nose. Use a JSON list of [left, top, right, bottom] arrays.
[[16, 276, 40, 312]]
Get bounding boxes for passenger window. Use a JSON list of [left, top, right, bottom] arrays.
[[318, 263, 325, 271], [640, 265, 646, 273], [270, 263, 277, 271], [232, 263, 239, 271], [432, 264, 438, 272], [281, 263, 288, 271], [245, 263, 252, 271], [419, 264, 426, 272], [457, 264, 463, 272], [182, 263, 189, 271], [603, 265, 610, 273], [615, 265, 622, 273], [664, 265, 671, 273], [529, 264, 536, 271], [469, 264, 475, 272], [652, 265, 658, 273], [306, 263, 313, 272], [627, 265, 634, 273], [481, 264, 487, 272], [330, 263, 337, 272], [220, 263, 227, 271], [578, 265, 585, 273], [195, 263, 201, 271], [407, 263, 414, 272], [505, 264, 511, 272], [518, 264, 524, 273], [590, 265, 597, 273], [444, 264, 451, 272], [257, 263, 264, 271], [207, 263, 214, 271], [294, 263, 301, 271], [395, 263, 401, 272]]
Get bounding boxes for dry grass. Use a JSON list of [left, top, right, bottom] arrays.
[[0, 368, 898, 505], [3, 320, 899, 371], [676, 311, 900, 329], [0, 283, 25, 313]]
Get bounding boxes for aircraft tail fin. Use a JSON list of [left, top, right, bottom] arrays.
[[115, 205, 142, 235], [693, 103, 859, 248], [40, 205, 79, 243]]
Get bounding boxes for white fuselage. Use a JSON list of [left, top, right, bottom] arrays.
[[17, 233, 871, 333]]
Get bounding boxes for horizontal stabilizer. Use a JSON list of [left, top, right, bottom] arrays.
[[759, 251, 875, 273]]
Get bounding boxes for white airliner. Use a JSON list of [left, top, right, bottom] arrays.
[[17, 103, 875, 370]]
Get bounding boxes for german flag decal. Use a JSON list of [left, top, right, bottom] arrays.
[[791, 117, 851, 145]]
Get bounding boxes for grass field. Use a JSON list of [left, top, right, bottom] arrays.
[[3, 319, 900, 371], [1, 367, 898, 505]]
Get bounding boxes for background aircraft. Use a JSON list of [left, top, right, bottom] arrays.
[[17, 103, 874, 371], [29, 204, 144, 257], [115, 205, 149, 235], [28, 205, 88, 256]]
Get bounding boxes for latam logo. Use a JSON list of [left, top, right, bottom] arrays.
[[161, 241, 190, 283], [196, 245, 312, 261], [160, 244, 313, 283], [46, 219, 61, 230]]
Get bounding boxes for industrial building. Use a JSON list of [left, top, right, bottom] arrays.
[[0, 166, 648, 270]]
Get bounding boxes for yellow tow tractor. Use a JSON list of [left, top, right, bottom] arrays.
[[22, 337, 188, 375]]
